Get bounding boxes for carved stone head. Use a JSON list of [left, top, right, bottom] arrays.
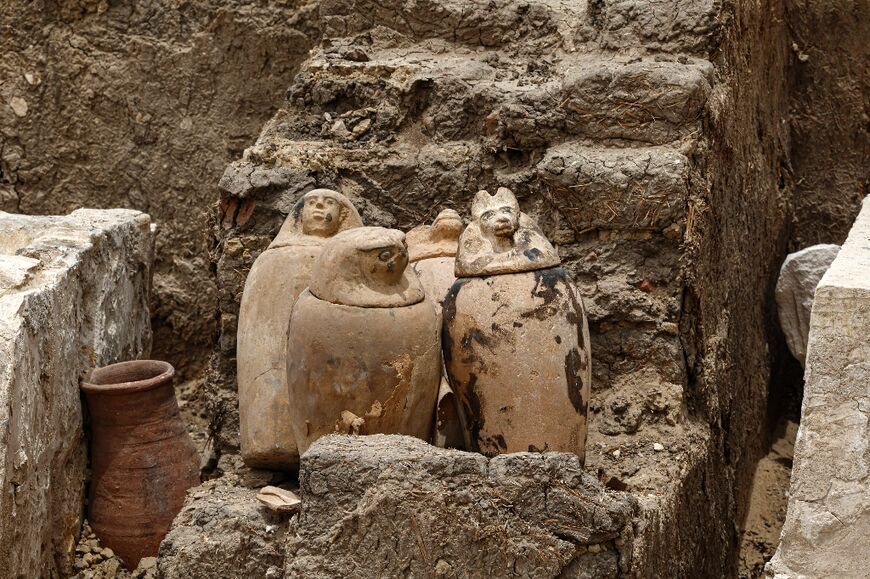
[[406, 209, 464, 262], [309, 227, 426, 307], [269, 188, 363, 249], [472, 188, 520, 246], [455, 187, 560, 277]]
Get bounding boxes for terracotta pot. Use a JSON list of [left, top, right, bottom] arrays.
[[237, 188, 362, 470], [286, 227, 441, 453], [412, 256, 457, 314], [238, 243, 320, 470], [443, 267, 592, 460], [81, 360, 200, 569]]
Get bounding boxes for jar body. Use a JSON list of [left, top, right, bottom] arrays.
[[412, 256, 456, 314], [82, 361, 199, 569], [238, 244, 321, 470], [443, 267, 591, 461], [286, 290, 441, 453]]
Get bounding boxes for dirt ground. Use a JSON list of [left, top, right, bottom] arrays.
[[738, 419, 798, 578]]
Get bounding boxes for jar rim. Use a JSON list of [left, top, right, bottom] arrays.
[[81, 360, 175, 395]]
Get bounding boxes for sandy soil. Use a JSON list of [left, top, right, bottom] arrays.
[[738, 419, 798, 578]]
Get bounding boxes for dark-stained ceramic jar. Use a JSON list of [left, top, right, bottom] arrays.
[[443, 188, 592, 460]]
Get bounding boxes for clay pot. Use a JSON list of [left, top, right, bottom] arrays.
[[286, 227, 442, 453], [81, 360, 199, 569], [237, 189, 362, 470], [412, 257, 458, 314], [444, 267, 592, 459], [407, 209, 463, 313]]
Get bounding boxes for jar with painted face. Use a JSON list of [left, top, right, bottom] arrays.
[[286, 227, 442, 454], [237, 189, 362, 471], [444, 188, 592, 461]]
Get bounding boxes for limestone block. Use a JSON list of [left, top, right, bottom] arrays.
[[774, 244, 840, 367], [158, 480, 289, 579], [286, 435, 637, 578], [768, 197, 870, 578], [0, 209, 153, 577]]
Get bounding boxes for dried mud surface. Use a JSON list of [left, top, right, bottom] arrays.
[[0, 0, 320, 377], [785, 0, 868, 248], [1, 0, 865, 576]]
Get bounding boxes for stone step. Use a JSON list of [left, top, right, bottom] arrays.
[[225, 138, 688, 239], [527, 142, 690, 233], [319, 0, 718, 54], [319, 0, 589, 51], [592, 0, 720, 54], [281, 48, 713, 147]]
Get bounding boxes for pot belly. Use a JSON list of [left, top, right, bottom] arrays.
[[443, 267, 591, 461], [287, 290, 441, 453]]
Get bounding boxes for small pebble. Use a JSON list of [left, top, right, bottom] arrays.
[[612, 449, 621, 458], [653, 443, 665, 452]]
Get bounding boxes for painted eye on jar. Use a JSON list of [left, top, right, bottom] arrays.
[[378, 249, 393, 262]]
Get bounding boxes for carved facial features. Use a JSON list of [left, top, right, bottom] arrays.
[[365, 241, 409, 286], [479, 204, 519, 240], [301, 191, 342, 237]]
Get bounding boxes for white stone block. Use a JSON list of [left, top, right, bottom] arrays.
[[775, 244, 840, 367], [0, 209, 154, 577], [768, 197, 870, 578]]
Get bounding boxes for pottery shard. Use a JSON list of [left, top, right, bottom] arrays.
[[444, 267, 592, 460], [774, 243, 840, 367], [286, 227, 441, 454], [256, 486, 301, 514], [237, 189, 362, 470]]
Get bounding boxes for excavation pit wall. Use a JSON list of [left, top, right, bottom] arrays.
[[0, 209, 153, 578], [204, 0, 795, 575]]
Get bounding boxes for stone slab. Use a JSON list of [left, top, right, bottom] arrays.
[[158, 480, 289, 579], [0, 209, 153, 577], [286, 435, 637, 578], [768, 197, 870, 578]]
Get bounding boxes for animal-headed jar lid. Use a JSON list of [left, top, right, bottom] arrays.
[[309, 227, 426, 307], [455, 188, 560, 277]]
